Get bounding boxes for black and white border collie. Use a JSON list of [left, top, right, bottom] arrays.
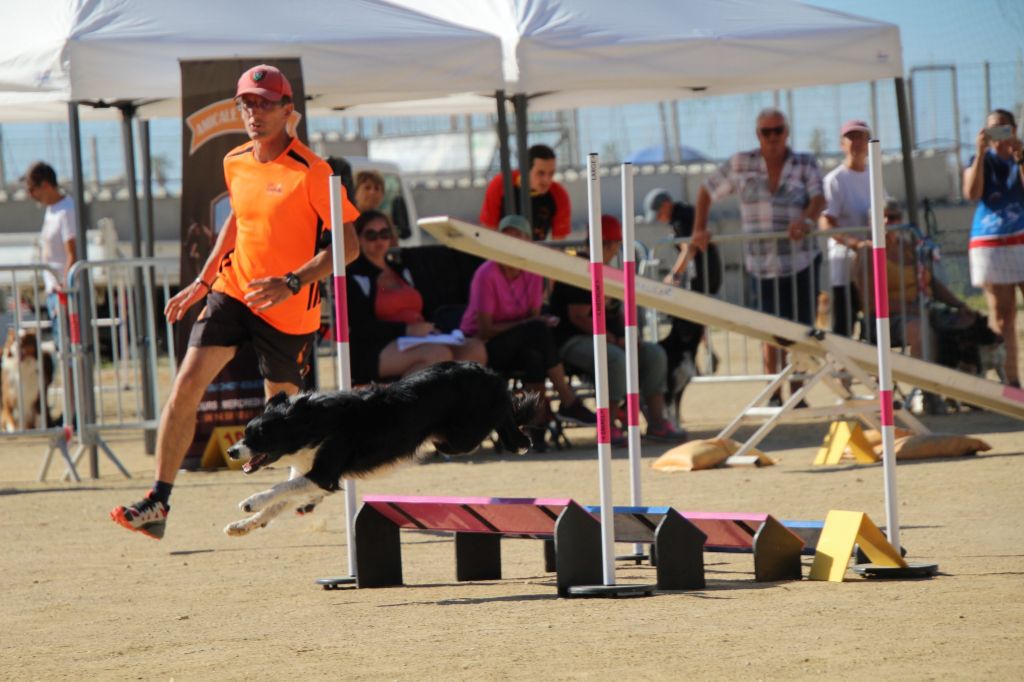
[[223, 361, 539, 536]]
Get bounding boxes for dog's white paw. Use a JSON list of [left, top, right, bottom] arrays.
[[224, 520, 253, 536], [240, 490, 275, 513]]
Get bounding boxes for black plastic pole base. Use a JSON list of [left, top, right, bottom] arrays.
[[564, 583, 656, 598], [315, 576, 357, 590], [615, 552, 649, 565], [850, 562, 939, 579]]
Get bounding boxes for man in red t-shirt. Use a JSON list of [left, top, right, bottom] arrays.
[[479, 144, 572, 241], [111, 64, 360, 540]]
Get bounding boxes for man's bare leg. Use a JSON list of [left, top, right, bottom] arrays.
[[154, 345, 238, 483]]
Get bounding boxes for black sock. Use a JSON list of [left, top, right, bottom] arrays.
[[150, 481, 173, 507]]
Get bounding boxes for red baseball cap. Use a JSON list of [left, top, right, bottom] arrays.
[[840, 119, 871, 137], [236, 64, 293, 102], [601, 214, 623, 242]]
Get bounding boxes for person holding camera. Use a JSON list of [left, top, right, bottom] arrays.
[[963, 108, 1024, 388]]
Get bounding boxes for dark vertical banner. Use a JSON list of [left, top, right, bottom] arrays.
[[178, 58, 307, 469]]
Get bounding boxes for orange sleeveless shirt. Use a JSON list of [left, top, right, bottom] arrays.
[[215, 138, 359, 334]]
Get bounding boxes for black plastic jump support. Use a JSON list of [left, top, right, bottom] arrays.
[[752, 516, 805, 582], [354, 503, 403, 588]]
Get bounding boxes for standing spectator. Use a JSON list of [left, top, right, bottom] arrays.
[[550, 215, 687, 443], [647, 188, 722, 414], [348, 211, 486, 384], [689, 108, 825, 406], [24, 161, 77, 427], [353, 169, 385, 213], [964, 108, 1024, 388], [820, 120, 875, 338], [111, 64, 360, 539], [24, 161, 77, 326], [479, 144, 571, 242], [460, 215, 595, 449]]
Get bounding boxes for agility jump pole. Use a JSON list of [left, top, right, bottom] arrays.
[[620, 162, 646, 560], [329, 175, 358, 582], [586, 154, 617, 587], [418, 219, 1024, 422], [868, 140, 900, 549]]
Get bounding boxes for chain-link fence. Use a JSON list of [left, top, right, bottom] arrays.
[[1, 60, 1021, 197]]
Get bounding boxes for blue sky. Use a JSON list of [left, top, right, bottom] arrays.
[[2, 0, 1022, 186], [809, 0, 1023, 66]]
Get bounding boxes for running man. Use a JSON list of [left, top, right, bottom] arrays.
[[111, 64, 360, 539]]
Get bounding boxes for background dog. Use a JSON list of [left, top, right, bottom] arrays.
[[223, 361, 539, 536], [1, 329, 54, 432]]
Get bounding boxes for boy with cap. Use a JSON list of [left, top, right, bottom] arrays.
[[111, 64, 361, 539], [819, 119, 877, 338]]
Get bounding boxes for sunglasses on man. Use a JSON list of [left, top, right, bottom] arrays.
[[759, 125, 787, 137], [360, 227, 393, 242], [235, 97, 283, 113]]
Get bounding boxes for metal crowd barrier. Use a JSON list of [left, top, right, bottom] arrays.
[[644, 223, 932, 387], [0, 263, 79, 481], [65, 257, 178, 479]]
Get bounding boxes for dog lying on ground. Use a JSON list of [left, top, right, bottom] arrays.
[[1, 329, 54, 432], [223, 361, 540, 536]]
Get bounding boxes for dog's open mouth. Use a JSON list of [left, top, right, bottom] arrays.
[[242, 453, 268, 474]]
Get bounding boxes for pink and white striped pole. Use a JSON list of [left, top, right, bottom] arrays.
[[620, 163, 644, 558], [586, 153, 617, 585], [868, 140, 901, 549], [329, 175, 358, 579]]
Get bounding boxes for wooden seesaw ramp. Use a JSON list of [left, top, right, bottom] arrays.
[[420, 216, 1024, 422]]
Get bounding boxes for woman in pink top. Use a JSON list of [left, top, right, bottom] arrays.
[[460, 216, 595, 449]]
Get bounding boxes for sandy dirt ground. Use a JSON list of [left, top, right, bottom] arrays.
[[2, 378, 1023, 681]]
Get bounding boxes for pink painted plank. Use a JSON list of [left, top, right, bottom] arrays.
[[680, 512, 770, 549], [363, 495, 573, 535]]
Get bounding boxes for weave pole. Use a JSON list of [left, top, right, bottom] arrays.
[[620, 163, 645, 560], [317, 175, 357, 587], [587, 154, 616, 586], [566, 154, 653, 598], [868, 140, 900, 549], [847, 142, 937, 578]]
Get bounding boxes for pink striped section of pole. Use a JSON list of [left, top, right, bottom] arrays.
[[868, 140, 900, 549], [329, 175, 358, 580], [620, 163, 644, 558], [586, 153, 617, 586]]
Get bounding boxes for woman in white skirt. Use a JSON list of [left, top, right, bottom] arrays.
[[964, 109, 1024, 387]]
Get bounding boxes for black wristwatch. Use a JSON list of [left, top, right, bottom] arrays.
[[284, 272, 302, 295]]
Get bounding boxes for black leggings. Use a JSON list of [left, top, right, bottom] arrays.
[[485, 318, 559, 382]]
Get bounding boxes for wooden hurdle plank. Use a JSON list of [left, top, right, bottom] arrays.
[[359, 495, 571, 587], [586, 506, 807, 581]]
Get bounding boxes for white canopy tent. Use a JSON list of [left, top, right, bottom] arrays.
[[0, 0, 506, 121], [338, 0, 903, 115]]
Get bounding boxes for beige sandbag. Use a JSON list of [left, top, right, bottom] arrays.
[[876, 433, 992, 460], [718, 437, 779, 467], [651, 438, 775, 472]]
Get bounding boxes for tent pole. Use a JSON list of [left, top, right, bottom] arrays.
[[894, 77, 921, 230], [67, 102, 99, 477], [138, 119, 155, 259], [513, 94, 531, 225], [495, 90, 515, 217], [119, 103, 157, 454]]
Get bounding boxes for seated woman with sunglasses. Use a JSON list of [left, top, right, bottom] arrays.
[[459, 215, 596, 449], [347, 210, 486, 384]]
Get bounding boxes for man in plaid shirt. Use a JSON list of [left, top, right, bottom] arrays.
[[688, 108, 825, 405]]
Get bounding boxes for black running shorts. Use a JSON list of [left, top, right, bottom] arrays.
[[188, 291, 313, 386]]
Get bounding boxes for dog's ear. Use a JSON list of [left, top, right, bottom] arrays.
[[266, 391, 291, 409]]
